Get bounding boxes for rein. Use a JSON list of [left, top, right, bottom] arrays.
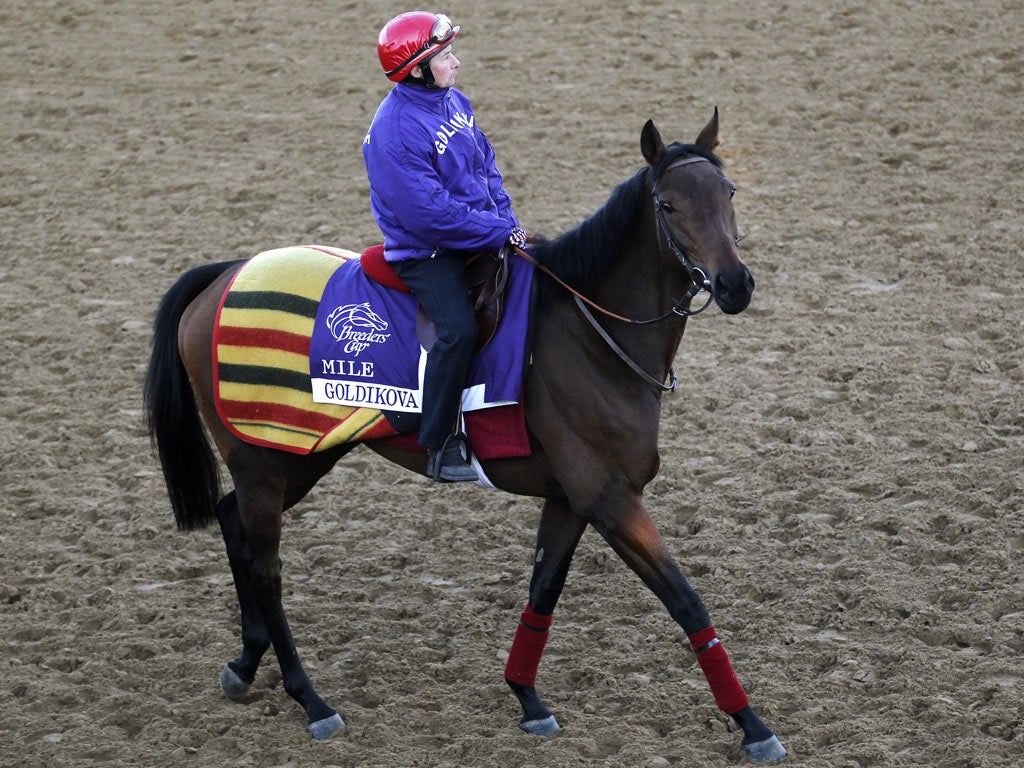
[[572, 296, 679, 391], [512, 154, 719, 391]]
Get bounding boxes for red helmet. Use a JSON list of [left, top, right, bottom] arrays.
[[377, 12, 460, 82]]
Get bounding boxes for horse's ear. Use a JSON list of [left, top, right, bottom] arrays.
[[695, 107, 720, 152], [641, 119, 666, 165]]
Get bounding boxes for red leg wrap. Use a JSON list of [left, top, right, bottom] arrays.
[[688, 626, 749, 715], [504, 604, 552, 686]]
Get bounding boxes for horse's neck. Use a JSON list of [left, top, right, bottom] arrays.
[[585, 230, 691, 385], [600, 240, 680, 314]]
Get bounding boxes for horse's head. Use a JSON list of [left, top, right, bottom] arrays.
[[641, 110, 754, 315]]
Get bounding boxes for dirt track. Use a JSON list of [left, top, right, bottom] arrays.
[[1, 1, 1021, 766]]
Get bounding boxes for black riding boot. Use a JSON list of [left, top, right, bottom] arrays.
[[426, 435, 479, 483]]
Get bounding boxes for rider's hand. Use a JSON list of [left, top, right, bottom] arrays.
[[508, 226, 528, 248]]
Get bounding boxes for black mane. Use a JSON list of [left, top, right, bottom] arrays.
[[530, 143, 721, 308], [530, 168, 647, 308]]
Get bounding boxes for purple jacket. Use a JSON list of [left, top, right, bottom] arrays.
[[362, 83, 518, 262]]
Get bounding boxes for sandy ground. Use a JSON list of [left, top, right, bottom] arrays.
[[1, 0, 1021, 766]]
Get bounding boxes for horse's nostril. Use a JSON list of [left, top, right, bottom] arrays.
[[714, 270, 754, 301]]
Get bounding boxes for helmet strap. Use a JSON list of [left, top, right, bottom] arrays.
[[405, 55, 439, 88]]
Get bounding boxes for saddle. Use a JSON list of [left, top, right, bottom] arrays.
[[359, 245, 510, 353]]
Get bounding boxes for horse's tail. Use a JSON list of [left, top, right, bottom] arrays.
[[143, 260, 242, 531]]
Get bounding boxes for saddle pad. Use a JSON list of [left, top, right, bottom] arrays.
[[309, 247, 531, 414], [213, 245, 531, 459]]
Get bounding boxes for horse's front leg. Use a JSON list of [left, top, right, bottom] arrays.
[[505, 497, 587, 737], [589, 487, 786, 763]]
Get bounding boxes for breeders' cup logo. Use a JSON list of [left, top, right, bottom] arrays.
[[326, 302, 391, 355]]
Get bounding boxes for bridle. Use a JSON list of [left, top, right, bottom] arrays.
[[513, 153, 723, 391], [652, 155, 717, 317]]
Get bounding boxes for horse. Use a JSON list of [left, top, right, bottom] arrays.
[[143, 109, 786, 763]]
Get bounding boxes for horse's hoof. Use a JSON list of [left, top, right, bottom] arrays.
[[743, 734, 786, 763], [519, 715, 560, 737], [220, 663, 251, 699], [308, 713, 345, 740]]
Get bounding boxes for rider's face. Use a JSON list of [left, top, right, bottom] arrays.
[[419, 46, 459, 87]]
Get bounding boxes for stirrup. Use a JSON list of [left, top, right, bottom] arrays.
[[428, 433, 478, 483]]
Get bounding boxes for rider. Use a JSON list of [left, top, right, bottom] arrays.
[[363, 11, 527, 483]]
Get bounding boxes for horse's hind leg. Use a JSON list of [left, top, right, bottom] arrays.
[[229, 468, 343, 739], [215, 490, 270, 697], [505, 497, 587, 737]]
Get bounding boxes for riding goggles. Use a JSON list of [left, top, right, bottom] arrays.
[[428, 14, 456, 46], [384, 14, 459, 77]]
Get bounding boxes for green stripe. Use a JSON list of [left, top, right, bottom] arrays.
[[223, 290, 320, 318], [219, 363, 311, 392]]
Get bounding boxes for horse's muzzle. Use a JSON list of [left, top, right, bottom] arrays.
[[713, 266, 755, 314]]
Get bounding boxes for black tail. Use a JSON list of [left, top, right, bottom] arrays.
[[143, 260, 243, 531]]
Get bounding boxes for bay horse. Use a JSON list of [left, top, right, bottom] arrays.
[[144, 110, 786, 763]]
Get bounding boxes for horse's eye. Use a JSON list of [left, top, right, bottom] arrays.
[[658, 200, 675, 213], [729, 187, 736, 199]]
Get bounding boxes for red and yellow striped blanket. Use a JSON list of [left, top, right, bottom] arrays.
[[213, 245, 398, 454]]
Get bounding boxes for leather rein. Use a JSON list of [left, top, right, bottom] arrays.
[[513, 155, 718, 391]]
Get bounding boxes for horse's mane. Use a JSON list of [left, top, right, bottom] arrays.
[[530, 143, 721, 308]]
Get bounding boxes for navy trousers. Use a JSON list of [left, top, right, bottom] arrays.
[[393, 252, 477, 451]]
